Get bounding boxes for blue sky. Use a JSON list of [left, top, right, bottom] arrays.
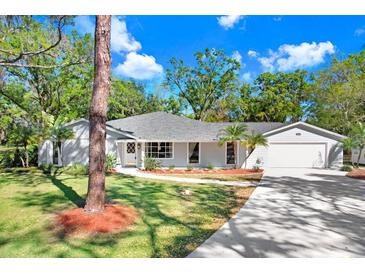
[[74, 15, 365, 94]]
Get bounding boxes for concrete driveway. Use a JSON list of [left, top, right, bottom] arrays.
[[188, 168, 365, 257]]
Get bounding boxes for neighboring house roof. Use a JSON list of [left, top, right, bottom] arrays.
[[106, 112, 285, 141]]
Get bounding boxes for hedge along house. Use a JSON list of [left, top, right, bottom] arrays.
[[38, 112, 345, 169]]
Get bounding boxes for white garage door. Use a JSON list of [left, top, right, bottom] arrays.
[[268, 143, 326, 168]]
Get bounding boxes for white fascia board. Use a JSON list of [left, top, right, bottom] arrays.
[[63, 118, 89, 128]]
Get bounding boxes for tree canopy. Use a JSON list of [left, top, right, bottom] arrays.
[[0, 16, 94, 132], [164, 48, 240, 121], [308, 52, 365, 135], [234, 70, 311, 123]]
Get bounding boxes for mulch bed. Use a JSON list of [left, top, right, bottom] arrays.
[[346, 168, 365, 180], [55, 204, 137, 236], [143, 168, 263, 175]]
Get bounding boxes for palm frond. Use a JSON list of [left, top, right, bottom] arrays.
[[241, 131, 268, 149], [218, 123, 248, 146]]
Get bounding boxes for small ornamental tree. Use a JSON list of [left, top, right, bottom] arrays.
[[241, 132, 268, 168], [343, 122, 365, 168], [47, 119, 74, 166], [218, 123, 247, 168]]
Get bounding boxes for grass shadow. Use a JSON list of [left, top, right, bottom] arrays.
[[45, 174, 85, 208]]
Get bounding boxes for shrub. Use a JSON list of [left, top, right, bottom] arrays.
[[341, 165, 353, 172], [207, 163, 214, 170], [28, 145, 38, 167], [186, 165, 193, 171], [253, 158, 262, 170], [144, 157, 161, 171], [168, 165, 175, 170], [39, 164, 89, 176], [0, 145, 38, 168], [105, 154, 117, 172], [0, 148, 17, 168], [65, 164, 89, 176]]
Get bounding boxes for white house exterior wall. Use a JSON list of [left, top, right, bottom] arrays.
[[136, 142, 247, 168], [152, 142, 188, 167], [38, 140, 53, 165], [38, 121, 121, 166], [352, 149, 365, 165]]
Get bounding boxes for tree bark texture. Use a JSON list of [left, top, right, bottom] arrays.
[[84, 15, 112, 213]]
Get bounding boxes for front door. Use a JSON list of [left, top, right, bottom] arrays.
[[124, 142, 136, 166]]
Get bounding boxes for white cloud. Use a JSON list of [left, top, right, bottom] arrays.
[[355, 27, 365, 36], [114, 52, 163, 80], [231, 51, 242, 64], [111, 16, 142, 53], [257, 49, 278, 71], [242, 72, 252, 82], [217, 15, 244, 30], [257, 41, 335, 72], [75, 16, 163, 80], [74, 16, 94, 34], [273, 16, 283, 22], [247, 50, 258, 58]]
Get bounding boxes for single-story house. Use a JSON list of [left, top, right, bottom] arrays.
[[38, 111, 345, 169]]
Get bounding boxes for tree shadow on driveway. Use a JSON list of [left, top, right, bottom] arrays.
[[189, 171, 365, 258]]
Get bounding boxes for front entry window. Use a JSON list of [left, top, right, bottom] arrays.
[[126, 142, 135, 154], [226, 142, 236, 165], [188, 142, 200, 164]]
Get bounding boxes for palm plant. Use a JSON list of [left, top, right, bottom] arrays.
[[47, 121, 74, 166], [351, 122, 365, 168], [241, 132, 268, 168], [218, 123, 248, 168], [342, 137, 356, 166]]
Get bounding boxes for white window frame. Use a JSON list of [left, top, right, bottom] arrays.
[[187, 142, 201, 165], [145, 142, 174, 159], [225, 141, 236, 165]]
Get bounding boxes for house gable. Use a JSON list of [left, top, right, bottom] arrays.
[[264, 122, 345, 141], [64, 119, 135, 140]]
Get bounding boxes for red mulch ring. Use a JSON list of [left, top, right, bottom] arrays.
[[143, 168, 263, 175], [55, 204, 137, 236], [346, 168, 365, 180]]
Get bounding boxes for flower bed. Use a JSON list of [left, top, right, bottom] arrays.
[[143, 168, 263, 175], [346, 168, 365, 180]]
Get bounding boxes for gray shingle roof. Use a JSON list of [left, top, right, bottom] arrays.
[[107, 112, 285, 141]]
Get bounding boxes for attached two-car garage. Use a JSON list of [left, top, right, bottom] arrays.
[[245, 122, 345, 169], [268, 143, 326, 168]]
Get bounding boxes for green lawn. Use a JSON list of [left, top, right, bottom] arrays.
[[0, 168, 254, 258]]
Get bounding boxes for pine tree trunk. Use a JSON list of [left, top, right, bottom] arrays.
[[84, 15, 112, 213]]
